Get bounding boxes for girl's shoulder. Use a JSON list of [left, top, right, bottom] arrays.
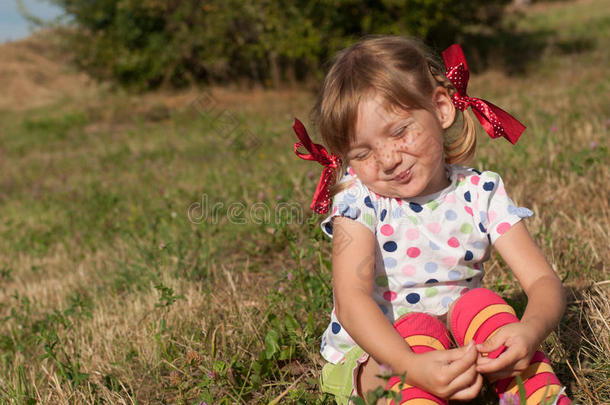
[[451, 165, 506, 193], [320, 168, 378, 237]]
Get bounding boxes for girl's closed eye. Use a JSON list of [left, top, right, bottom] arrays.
[[391, 126, 407, 137], [351, 149, 371, 160], [391, 119, 415, 137]]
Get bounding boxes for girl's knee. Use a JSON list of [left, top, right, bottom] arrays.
[[449, 288, 518, 347]]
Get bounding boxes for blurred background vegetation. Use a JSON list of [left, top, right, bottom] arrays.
[[23, 0, 518, 89]]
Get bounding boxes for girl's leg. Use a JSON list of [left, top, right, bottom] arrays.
[[449, 288, 570, 404], [359, 312, 451, 405]]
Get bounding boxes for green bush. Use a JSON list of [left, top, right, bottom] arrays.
[[34, 0, 510, 89]]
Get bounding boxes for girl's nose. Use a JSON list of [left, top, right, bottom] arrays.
[[377, 149, 401, 174]]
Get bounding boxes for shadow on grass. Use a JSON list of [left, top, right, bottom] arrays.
[[457, 25, 596, 75]]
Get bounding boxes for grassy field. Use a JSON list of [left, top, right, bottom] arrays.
[[0, 0, 608, 404]]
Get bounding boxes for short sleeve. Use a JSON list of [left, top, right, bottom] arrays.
[[476, 171, 533, 244], [320, 172, 378, 238]]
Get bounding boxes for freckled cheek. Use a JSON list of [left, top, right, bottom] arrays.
[[395, 131, 425, 153], [353, 160, 378, 180]]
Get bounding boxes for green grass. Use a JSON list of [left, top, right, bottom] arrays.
[[0, 0, 608, 403]]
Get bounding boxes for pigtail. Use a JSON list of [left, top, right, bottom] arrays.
[[428, 62, 477, 164], [328, 165, 354, 198], [444, 110, 476, 164]]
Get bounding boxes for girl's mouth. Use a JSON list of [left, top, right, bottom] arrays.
[[393, 167, 412, 183]]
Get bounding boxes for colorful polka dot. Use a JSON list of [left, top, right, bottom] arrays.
[[488, 210, 498, 224], [448, 237, 460, 248], [375, 276, 389, 287], [441, 296, 454, 308], [465, 250, 474, 261], [363, 213, 375, 227], [424, 262, 438, 273], [407, 247, 421, 258], [497, 222, 511, 234], [364, 196, 374, 208], [383, 291, 397, 301], [483, 181, 495, 191], [397, 307, 410, 317], [324, 222, 333, 235], [445, 210, 457, 220], [409, 202, 423, 213], [425, 200, 439, 211], [381, 224, 394, 236], [470, 175, 480, 185], [329, 352, 343, 362], [383, 241, 397, 252], [403, 280, 416, 288], [427, 222, 441, 233], [343, 192, 357, 204], [405, 228, 419, 240], [464, 191, 471, 202], [406, 293, 421, 304], [460, 223, 473, 234], [380, 209, 387, 221], [425, 287, 438, 297], [392, 208, 403, 219], [448, 270, 462, 280], [429, 241, 440, 250], [425, 278, 438, 284], [402, 265, 416, 276], [464, 206, 473, 216], [383, 257, 397, 268], [331, 322, 341, 334], [472, 241, 487, 249], [379, 305, 389, 315], [443, 256, 458, 267]]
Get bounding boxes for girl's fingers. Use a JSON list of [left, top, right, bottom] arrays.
[[449, 372, 483, 401], [476, 333, 506, 354], [476, 344, 519, 374], [447, 362, 480, 392], [444, 341, 478, 376]]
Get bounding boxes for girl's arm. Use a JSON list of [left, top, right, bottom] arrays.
[[475, 221, 566, 379], [332, 216, 482, 399]]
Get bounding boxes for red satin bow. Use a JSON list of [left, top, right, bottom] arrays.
[[293, 118, 341, 214], [442, 44, 526, 144]]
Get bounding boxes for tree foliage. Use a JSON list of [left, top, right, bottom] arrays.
[[36, 0, 511, 89]]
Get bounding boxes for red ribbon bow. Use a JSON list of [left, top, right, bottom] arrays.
[[442, 44, 526, 144], [293, 118, 341, 214]]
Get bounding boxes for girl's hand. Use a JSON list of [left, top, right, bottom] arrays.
[[474, 322, 539, 380], [404, 341, 483, 400]]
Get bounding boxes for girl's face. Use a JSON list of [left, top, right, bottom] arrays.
[[347, 88, 456, 199]]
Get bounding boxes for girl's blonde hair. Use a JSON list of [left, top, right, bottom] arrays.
[[312, 36, 476, 193]]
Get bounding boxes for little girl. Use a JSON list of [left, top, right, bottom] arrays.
[[292, 37, 570, 404]]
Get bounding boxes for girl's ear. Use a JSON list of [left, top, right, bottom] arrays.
[[433, 87, 456, 129]]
